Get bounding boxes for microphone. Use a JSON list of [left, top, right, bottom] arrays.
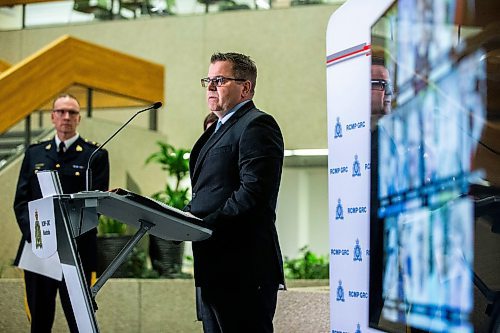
[[85, 102, 163, 191]]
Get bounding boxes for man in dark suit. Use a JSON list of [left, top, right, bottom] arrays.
[[186, 52, 285, 333], [13, 93, 110, 333]]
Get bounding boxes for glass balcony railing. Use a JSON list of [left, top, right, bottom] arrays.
[[0, 0, 345, 30]]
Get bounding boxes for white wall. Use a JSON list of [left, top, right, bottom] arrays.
[[277, 167, 329, 259]]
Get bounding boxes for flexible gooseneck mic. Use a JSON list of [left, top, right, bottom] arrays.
[[85, 102, 163, 191]]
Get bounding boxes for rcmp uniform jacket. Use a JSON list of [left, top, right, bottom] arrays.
[[13, 136, 110, 272]]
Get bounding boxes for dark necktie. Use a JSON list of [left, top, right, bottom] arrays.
[[58, 141, 66, 155]]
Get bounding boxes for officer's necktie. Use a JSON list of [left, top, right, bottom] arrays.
[[58, 141, 66, 155]]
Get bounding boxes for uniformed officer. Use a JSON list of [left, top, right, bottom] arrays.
[[13, 93, 110, 333]]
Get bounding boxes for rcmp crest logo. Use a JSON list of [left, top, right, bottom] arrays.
[[34, 210, 42, 249], [336, 280, 345, 302], [334, 117, 343, 138], [352, 154, 361, 177], [353, 239, 362, 262], [335, 198, 344, 220]]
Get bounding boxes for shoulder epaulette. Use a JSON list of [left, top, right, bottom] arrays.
[[29, 139, 51, 148], [82, 138, 101, 147]]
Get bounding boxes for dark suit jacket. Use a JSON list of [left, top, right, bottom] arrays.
[[187, 101, 285, 288], [13, 136, 110, 272]]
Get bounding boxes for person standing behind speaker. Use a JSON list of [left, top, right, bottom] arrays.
[[203, 112, 218, 131], [185, 52, 285, 333], [13, 93, 110, 333]]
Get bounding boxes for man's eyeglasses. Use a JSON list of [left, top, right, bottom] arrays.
[[53, 109, 80, 117], [200, 76, 246, 88], [371, 79, 393, 95]]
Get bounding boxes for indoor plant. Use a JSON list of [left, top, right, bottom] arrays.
[[145, 141, 191, 277], [97, 215, 157, 278], [283, 246, 329, 279], [96, 215, 131, 278]]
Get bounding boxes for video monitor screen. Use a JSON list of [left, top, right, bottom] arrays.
[[368, 1, 499, 332]]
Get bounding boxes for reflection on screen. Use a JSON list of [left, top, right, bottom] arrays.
[[381, 199, 474, 332], [375, 51, 485, 333], [369, 1, 489, 332]]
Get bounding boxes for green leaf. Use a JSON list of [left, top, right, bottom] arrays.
[[283, 246, 329, 279], [98, 215, 127, 236], [145, 140, 191, 209]]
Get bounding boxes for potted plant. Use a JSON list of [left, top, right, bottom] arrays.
[[96, 215, 131, 278], [145, 141, 191, 278], [97, 216, 158, 278]]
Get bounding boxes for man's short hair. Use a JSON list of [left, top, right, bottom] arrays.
[[210, 52, 257, 93], [52, 93, 80, 109]]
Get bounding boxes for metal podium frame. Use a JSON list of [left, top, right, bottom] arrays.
[[46, 190, 211, 333]]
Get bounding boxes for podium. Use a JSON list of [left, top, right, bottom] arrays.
[[29, 186, 211, 332]]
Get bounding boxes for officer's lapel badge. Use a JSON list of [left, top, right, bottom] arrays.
[[45, 143, 52, 150], [34, 210, 43, 249], [76, 145, 83, 152]]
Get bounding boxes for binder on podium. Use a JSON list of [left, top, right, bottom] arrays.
[[29, 171, 211, 333]]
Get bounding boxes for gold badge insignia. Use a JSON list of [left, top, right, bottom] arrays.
[[34, 210, 43, 249], [45, 144, 51, 150], [75, 171, 80, 176], [76, 145, 83, 152], [55, 164, 60, 168]]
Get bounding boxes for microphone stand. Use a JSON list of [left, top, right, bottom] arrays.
[[85, 102, 162, 191]]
